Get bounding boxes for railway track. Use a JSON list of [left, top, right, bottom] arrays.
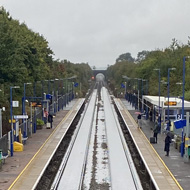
[[8, 81, 182, 190], [35, 82, 158, 190], [43, 83, 142, 190]]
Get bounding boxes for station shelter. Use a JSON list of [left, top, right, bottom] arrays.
[[142, 95, 190, 134]]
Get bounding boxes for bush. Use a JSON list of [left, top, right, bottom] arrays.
[[37, 119, 44, 126]]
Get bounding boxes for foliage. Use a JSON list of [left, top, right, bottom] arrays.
[[116, 52, 135, 63], [37, 119, 44, 126], [107, 39, 190, 100], [0, 8, 93, 134]]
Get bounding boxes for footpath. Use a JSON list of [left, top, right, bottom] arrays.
[[121, 99, 190, 190], [0, 101, 76, 190]]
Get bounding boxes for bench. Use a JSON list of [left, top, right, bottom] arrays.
[[1, 154, 8, 164], [0, 154, 8, 170], [22, 137, 28, 145]]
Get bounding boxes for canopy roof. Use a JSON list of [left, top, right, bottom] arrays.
[[143, 95, 190, 109]]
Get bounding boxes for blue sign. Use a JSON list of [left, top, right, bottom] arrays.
[[121, 83, 125, 88], [174, 119, 186, 129], [176, 114, 182, 120], [46, 94, 52, 99], [74, 83, 79, 87]]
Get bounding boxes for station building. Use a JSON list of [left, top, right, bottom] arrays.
[[142, 95, 190, 134]]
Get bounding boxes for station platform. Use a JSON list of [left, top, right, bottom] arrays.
[[1, 98, 190, 190], [0, 99, 83, 190], [121, 99, 190, 190]]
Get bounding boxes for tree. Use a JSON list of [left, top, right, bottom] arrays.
[[116, 52, 135, 63]]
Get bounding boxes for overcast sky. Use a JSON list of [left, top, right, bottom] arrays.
[[1, 0, 190, 68]]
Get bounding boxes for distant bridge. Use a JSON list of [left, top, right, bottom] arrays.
[[92, 69, 107, 78]]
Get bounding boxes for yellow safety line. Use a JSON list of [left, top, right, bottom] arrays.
[[117, 99, 183, 190], [8, 99, 82, 190]]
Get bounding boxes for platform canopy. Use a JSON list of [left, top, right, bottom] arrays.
[[143, 95, 190, 109]]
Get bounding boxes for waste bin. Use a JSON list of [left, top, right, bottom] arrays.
[[188, 145, 190, 156], [13, 142, 23, 152]]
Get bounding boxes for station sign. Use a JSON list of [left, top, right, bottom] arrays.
[[46, 94, 52, 99], [31, 102, 42, 107], [14, 115, 28, 119], [176, 114, 182, 120], [121, 83, 125, 88], [74, 83, 79, 87], [174, 119, 186, 129], [12, 101, 19, 107], [164, 101, 177, 106]]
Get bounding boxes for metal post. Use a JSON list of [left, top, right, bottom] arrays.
[[124, 82, 126, 99], [41, 80, 44, 100], [141, 80, 143, 112], [80, 82, 81, 96], [145, 80, 149, 119], [10, 87, 13, 156], [154, 69, 161, 127], [0, 109, 2, 138], [167, 68, 176, 130], [23, 83, 26, 138], [23, 83, 31, 138], [10, 86, 20, 156], [30, 102, 32, 136], [184, 112, 189, 162], [137, 79, 140, 110], [182, 56, 185, 119], [48, 80, 50, 94], [181, 57, 186, 157], [33, 82, 36, 98], [72, 82, 74, 99], [158, 69, 161, 121], [167, 68, 170, 130], [181, 57, 190, 156]]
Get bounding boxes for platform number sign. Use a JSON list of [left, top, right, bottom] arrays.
[[176, 114, 182, 120]]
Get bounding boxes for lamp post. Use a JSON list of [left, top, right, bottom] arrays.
[[182, 56, 190, 119], [23, 83, 32, 138], [55, 79, 59, 112], [0, 106, 5, 138], [144, 79, 148, 119], [124, 81, 127, 99], [122, 75, 130, 101], [10, 86, 20, 157], [167, 67, 176, 130], [133, 78, 138, 109], [67, 76, 77, 103], [154, 69, 161, 127], [181, 56, 190, 157], [141, 79, 148, 113], [141, 79, 144, 112]]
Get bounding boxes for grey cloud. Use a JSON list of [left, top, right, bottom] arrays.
[[1, 0, 190, 68]]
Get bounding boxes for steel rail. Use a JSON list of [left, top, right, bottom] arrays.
[[31, 99, 85, 190], [78, 90, 98, 189], [110, 96, 143, 190], [55, 90, 97, 189], [103, 87, 139, 190], [114, 99, 160, 190]]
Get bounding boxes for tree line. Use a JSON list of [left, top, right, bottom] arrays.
[[107, 38, 190, 100], [0, 8, 92, 134]]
